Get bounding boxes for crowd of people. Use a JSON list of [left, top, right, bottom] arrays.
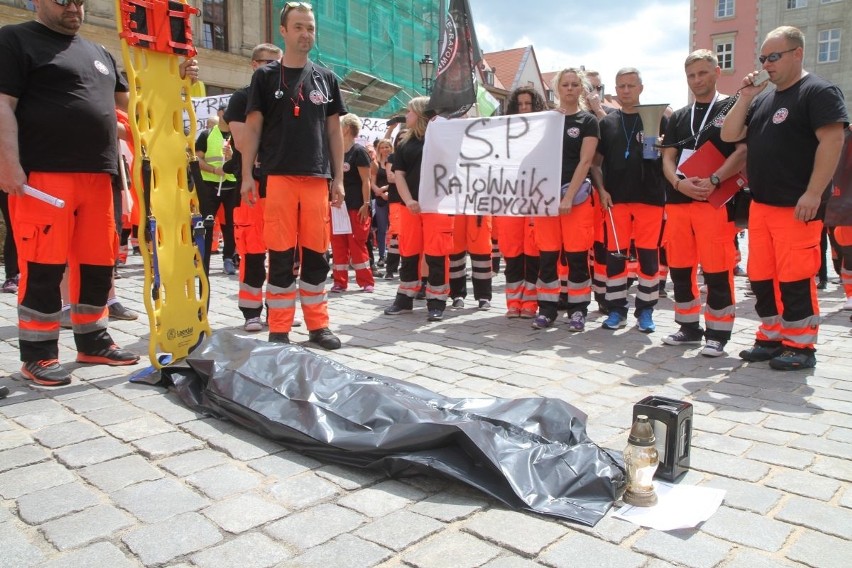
[[0, 0, 849, 388]]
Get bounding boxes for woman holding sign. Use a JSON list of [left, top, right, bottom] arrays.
[[532, 68, 600, 332], [495, 86, 545, 319], [383, 97, 454, 321]]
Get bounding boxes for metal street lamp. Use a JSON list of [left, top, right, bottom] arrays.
[[419, 54, 435, 93]]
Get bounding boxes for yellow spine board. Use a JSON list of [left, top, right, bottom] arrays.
[[115, 1, 211, 368]]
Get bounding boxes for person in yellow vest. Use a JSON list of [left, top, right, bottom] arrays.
[[196, 104, 240, 275]]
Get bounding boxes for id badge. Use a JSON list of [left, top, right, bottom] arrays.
[[676, 149, 695, 177]]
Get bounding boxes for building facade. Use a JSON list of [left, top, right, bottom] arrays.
[[691, 0, 850, 104], [0, 0, 440, 115]]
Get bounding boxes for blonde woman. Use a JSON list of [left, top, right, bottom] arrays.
[[532, 68, 599, 332], [383, 97, 454, 321]]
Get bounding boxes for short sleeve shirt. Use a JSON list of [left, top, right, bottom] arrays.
[[343, 144, 370, 210], [0, 21, 129, 174], [246, 61, 346, 177], [745, 73, 849, 206]]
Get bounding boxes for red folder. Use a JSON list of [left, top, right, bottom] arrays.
[[679, 141, 748, 208]]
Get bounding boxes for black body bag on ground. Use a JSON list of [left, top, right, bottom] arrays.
[[161, 331, 626, 526]]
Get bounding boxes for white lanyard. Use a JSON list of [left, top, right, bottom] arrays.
[[690, 92, 718, 149]]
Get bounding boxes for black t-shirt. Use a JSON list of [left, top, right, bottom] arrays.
[[745, 73, 849, 206], [375, 160, 389, 208], [386, 153, 401, 204], [560, 111, 599, 185], [343, 144, 370, 210], [246, 61, 346, 177], [222, 87, 247, 178], [392, 136, 425, 202], [0, 21, 129, 174], [664, 96, 739, 205], [598, 110, 667, 205]]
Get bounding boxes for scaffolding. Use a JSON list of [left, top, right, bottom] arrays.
[[271, 0, 440, 117]]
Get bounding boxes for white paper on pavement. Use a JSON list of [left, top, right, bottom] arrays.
[[330, 205, 352, 235], [612, 481, 725, 531]]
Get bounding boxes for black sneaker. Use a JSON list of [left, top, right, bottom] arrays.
[[427, 308, 444, 321], [308, 328, 341, 350], [739, 342, 783, 362], [662, 328, 703, 346], [269, 332, 290, 344], [384, 303, 412, 315], [21, 359, 71, 386], [769, 348, 816, 371], [77, 345, 140, 366]]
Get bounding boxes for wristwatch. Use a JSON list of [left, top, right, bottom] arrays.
[[709, 174, 721, 187]]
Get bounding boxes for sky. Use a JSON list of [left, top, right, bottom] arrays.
[[466, 0, 693, 109]]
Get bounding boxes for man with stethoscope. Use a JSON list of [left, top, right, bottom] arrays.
[[239, 2, 346, 349], [660, 49, 746, 358]]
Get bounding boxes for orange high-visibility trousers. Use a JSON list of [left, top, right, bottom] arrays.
[[495, 216, 538, 314], [449, 215, 492, 301], [10, 172, 118, 362], [747, 202, 821, 350], [396, 207, 453, 306], [834, 226, 852, 299], [264, 175, 330, 333], [604, 203, 663, 314], [234, 189, 267, 320], [535, 198, 595, 319], [664, 201, 737, 341]]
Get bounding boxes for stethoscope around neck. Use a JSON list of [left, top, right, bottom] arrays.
[[273, 63, 333, 103]]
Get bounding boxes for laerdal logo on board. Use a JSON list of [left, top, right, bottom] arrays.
[[166, 326, 194, 340]]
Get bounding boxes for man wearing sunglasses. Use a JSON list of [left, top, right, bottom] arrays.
[[721, 25, 849, 371], [222, 43, 286, 334], [240, 2, 346, 349], [0, 0, 140, 386]]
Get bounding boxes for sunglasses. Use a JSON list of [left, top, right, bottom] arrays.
[[53, 0, 85, 6], [284, 1, 312, 10], [758, 48, 797, 64], [254, 59, 278, 64]]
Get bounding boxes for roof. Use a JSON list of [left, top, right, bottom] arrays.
[[482, 46, 546, 95]]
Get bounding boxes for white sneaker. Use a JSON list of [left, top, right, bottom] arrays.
[[244, 317, 263, 332], [844, 297, 852, 311]]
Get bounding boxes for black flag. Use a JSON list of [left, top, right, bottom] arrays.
[[427, 0, 482, 118]]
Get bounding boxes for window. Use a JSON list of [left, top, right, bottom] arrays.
[[202, 0, 228, 51], [716, 0, 734, 18], [818, 29, 841, 63], [715, 41, 734, 70], [820, 0, 841, 4], [786, 0, 807, 8]]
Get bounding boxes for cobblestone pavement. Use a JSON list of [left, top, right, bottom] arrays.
[[1, 250, 851, 568]]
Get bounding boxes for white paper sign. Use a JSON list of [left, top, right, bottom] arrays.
[[419, 111, 564, 216]]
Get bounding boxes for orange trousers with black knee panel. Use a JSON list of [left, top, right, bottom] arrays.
[[664, 202, 737, 341], [449, 215, 492, 300], [396, 208, 454, 303], [535, 198, 595, 319], [233, 184, 266, 320], [604, 203, 663, 313], [747, 202, 821, 350], [833, 226, 852, 299], [11, 172, 118, 362], [496, 216, 538, 313], [264, 175, 330, 333]]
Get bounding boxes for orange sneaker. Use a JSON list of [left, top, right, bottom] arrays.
[[76, 345, 140, 366]]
